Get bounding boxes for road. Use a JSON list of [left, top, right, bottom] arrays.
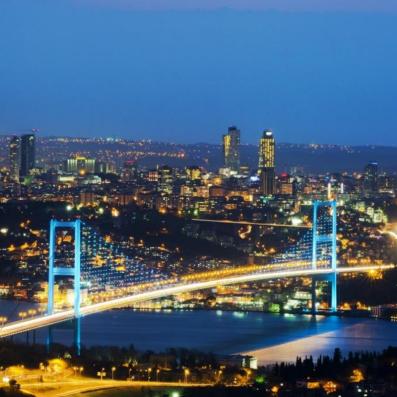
[[21, 378, 210, 397], [0, 264, 394, 338], [193, 218, 311, 228]]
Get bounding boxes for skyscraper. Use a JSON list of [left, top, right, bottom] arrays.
[[158, 165, 174, 194], [9, 136, 21, 182], [20, 134, 36, 177], [258, 129, 275, 195], [222, 126, 240, 172], [364, 161, 379, 194]]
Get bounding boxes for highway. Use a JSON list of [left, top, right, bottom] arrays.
[[193, 218, 311, 228], [0, 264, 393, 338], [22, 379, 210, 397]]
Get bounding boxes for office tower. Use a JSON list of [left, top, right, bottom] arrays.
[[9, 136, 21, 182], [258, 129, 276, 195], [364, 161, 379, 193], [158, 165, 174, 194], [222, 126, 240, 172], [258, 129, 275, 169], [20, 134, 36, 177]]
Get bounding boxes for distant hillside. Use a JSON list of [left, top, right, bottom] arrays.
[[0, 135, 396, 174]]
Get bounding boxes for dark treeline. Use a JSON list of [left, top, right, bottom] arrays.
[[0, 340, 217, 370], [271, 346, 397, 381], [3, 342, 397, 396]]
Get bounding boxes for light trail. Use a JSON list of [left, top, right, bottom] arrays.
[[192, 219, 311, 228], [0, 264, 394, 338]]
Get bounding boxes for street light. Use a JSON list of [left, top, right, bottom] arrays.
[[79, 367, 84, 376], [97, 368, 106, 380], [19, 311, 27, 320], [28, 309, 37, 318], [147, 368, 152, 381], [0, 317, 7, 326], [111, 367, 116, 380], [156, 368, 160, 382], [184, 368, 190, 384]]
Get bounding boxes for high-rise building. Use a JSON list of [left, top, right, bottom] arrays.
[[9, 136, 21, 182], [364, 161, 379, 193], [20, 134, 36, 177], [158, 165, 174, 194], [258, 129, 275, 195], [64, 156, 96, 174], [222, 126, 240, 172], [121, 161, 138, 183], [258, 129, 275, 169]]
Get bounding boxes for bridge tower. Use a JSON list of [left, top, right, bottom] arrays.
[[47, 219, 81, 353], [311, 200, 337, 313]]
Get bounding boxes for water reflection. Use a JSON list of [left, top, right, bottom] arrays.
[[1, 300, 397, 364]]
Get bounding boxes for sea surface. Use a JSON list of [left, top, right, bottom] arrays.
[[1, 300, 397, 365]]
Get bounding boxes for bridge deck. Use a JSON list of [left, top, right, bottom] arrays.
[[0, 265, 393, 338]]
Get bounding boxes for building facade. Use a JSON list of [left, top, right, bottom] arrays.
[[222, 126, 240, 172], [258, 129, 276, 195], [20, 134, 36, 177], [9, 136, 21, 181]]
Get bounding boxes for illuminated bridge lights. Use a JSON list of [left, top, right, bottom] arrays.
[[3, 200, 394, 337], [0, 264, 394, 339]]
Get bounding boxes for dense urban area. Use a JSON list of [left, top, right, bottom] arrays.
[[1, 129, 397, 396]]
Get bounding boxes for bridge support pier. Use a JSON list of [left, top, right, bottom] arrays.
[[311, 200, 338, 314], [311, 272, 337, 314], [74, 317, 81, 356], [45, 319, 81, 356], [48, 219, 81, 318], [46, 326, 53, 353], [47, 219, 82, 355]]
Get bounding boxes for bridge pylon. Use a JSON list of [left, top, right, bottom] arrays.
[[48, 219, 81, 318], [311, 200, 337, 313]]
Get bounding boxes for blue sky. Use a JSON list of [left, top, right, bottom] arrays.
[[1, 0, 397, 145]]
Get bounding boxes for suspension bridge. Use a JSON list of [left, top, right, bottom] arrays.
[[0, 201, 393, 343]]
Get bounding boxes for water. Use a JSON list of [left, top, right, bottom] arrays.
[[2, 300, 397, 364]]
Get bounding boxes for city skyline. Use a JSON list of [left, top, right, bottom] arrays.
[[1, 1, 397, 145], [2, 2, 397, 396]]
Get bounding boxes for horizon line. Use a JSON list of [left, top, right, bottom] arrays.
[[0, 133, 396, 149]]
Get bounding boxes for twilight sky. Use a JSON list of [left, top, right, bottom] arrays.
[[1, 0, 397, 145]]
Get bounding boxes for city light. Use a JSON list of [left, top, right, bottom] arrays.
[[1, 6, 397, 395], [0, 264, 393, 338]]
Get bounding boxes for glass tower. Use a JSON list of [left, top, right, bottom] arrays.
[[222, 126, 240, 172], [9, 136, 21, 182], [20, 133, 36, 177], [258, 129, 275, 195]]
